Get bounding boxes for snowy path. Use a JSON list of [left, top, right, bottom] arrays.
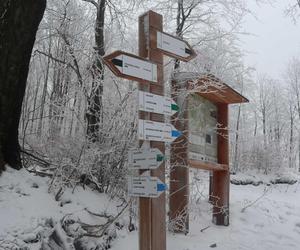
[[113, 182, 300, 250]]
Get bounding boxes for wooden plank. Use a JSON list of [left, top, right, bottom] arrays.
[[169, 81, 189, 233], [188, 160, 228, 171], [211, 104, 230, 226], [138, 11, 166, 250]]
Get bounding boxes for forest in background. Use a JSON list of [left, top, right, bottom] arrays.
[[1, 1, 300, 249], [16, 0, 300, 199]]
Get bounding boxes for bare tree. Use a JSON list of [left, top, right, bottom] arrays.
[[285, 0, 300, 21], [286, 58, 300, 171], [82, 0, 106, 141]]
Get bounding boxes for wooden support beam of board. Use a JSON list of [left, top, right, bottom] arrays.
[[188, 160, 228, 171], [211, 104, 230, 226], [169, 80, 189, 234], [138, 10, 166, 250]]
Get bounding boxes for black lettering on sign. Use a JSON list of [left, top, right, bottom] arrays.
[[125, 63, 140, 69], [112, 58, 123, 67], [185, 48, 192, 55]]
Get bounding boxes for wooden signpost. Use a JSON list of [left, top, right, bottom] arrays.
[[104, 10, 196, 250]]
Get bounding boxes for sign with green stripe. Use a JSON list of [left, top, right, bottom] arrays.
[[138, 91, 179, 116], [128, 148, 165, 170]]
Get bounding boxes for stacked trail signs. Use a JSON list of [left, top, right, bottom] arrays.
[[127, 147, 166, 199], [103, 36, 195, 197]]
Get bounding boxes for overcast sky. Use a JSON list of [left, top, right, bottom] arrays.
[[240, 1, 300, 79]]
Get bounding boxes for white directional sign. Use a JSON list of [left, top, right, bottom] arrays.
[[138, 91, 179, 116], [103, 51, 158, 83], [128, 176, 167, 198], [138, 119, 182, 143], [114, 55, 157, 82], [128, 148, 164, 170], [156, 31, 196, 61]]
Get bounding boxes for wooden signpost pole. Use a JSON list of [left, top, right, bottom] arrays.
[[138, 11, 166, 250]]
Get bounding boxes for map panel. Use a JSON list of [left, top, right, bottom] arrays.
[[188, 94, 218, 163]]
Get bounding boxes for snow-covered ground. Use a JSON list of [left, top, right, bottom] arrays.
[[0, 167, 119, 249], [113, 170, 300, 250], [1, 167, 300, 250]]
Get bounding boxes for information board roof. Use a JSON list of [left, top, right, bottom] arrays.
[[173, 72, 249, 104]]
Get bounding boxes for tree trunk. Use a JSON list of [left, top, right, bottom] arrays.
[[289, 105, 294, 168], [38, 38, 52, 137], [86, 0, 106, 140], [0, 0, 46, 173], [233, 104, 241, 172]]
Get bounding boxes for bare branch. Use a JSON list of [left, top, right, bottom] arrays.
[[34, 49, 76, 72], [82, 0, 98, 9]]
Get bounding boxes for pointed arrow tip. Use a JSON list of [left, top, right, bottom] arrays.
[[111, 58, 123, 67], [157, 183, 167, 192], [156, 154, 165, 162], [185, 47, 192, 55], [171, 130, 182, 138], [171, 103, 179, 112]]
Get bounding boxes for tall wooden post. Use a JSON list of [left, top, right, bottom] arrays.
[[212, 104, 230, 226], [169, 82, 189, 233], [138, 11, 166, 250]]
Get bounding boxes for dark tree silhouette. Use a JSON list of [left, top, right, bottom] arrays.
[[0, 0, 46, 174], [84, 0, 106, 141]]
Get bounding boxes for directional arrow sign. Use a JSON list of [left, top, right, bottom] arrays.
[[103, 50, 158, 84], [138, 119, 182, 143], [138, 91, 179, 116], [128, 176, 167, 198], [156, 31, 196, 62], [128, 148, 164, 170]]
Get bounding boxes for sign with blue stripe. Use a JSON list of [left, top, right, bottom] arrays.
[[128, 176, 167, 198], [138, 119, 182, 143]]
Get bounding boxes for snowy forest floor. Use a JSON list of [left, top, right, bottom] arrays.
[[1, 167, 300, 250]]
